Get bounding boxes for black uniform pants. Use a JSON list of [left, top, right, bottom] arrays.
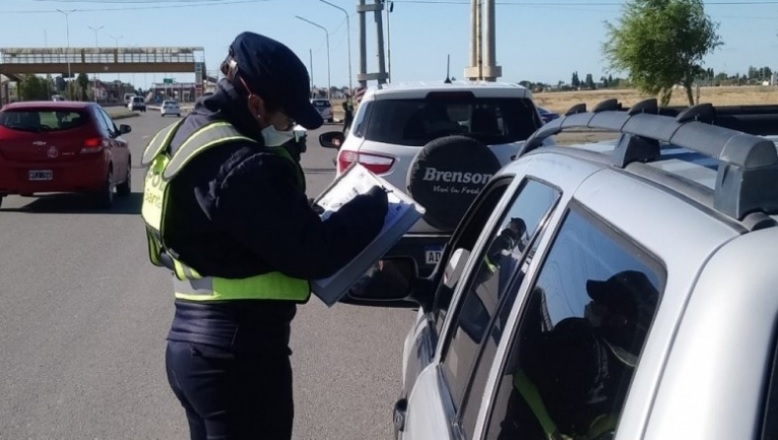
[[165, 340, 294, 440]]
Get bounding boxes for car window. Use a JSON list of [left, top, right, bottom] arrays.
[[96, 108, 116, 134], [483, 203, 665, 440], [431, 178, 513, 331], [351, 101, 372, 138], [363, 96, 541, 147], [438, 179, 561, 437], [0, 109, 89, 132]]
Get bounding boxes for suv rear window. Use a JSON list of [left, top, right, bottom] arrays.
[[0, 110, 89, 133], [364, 95, 541, 146], [312, 100, 331, 108]]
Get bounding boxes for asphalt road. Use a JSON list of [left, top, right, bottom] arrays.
[[0, 111, 417, 439]]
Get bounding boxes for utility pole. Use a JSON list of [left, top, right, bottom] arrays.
[[356, 0, 388, 89], [384, 1, 394, 82], [358, 0, 367, 89]]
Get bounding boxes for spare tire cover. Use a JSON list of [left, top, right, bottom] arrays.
[[407, 135, 502, 231]]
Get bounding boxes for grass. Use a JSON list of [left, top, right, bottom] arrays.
[[533, 85, 778, 115], [104, 106, 138, 120]]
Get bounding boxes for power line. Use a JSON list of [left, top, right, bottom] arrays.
[[391, 0, 778, 4], [2, 0, 275, 14]]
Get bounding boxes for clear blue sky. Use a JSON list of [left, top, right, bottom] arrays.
[[1, 0, 777, 89]]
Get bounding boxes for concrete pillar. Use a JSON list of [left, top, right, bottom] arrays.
[[482, 0, 502, 81]]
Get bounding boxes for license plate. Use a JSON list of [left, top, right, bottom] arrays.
[[425, 247, 444, 265], [28, 170, 53, 181]]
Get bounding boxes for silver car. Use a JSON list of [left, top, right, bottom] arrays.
[[348, 99, 778, 440]]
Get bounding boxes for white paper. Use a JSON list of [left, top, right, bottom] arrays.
[[311, 164, 425, 305]]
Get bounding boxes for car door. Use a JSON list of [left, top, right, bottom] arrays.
[[399, 153, 606, 440], [399, 178, 563, 440], [97, 107, 129, 181], [475, 201, 667, 440], [399, 175, 517, 398]]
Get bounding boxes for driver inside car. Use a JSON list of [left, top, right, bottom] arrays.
[[497, 270, 659, 440]]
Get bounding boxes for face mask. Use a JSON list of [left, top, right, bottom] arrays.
[[261, 125, 296, 147]]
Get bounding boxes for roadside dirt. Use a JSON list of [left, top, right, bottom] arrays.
[[552, 130, 619, 145]]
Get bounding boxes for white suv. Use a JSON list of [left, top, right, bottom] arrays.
[[318, 81, 545, 290]]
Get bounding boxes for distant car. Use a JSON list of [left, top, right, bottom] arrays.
[[128, 96, 146, 112], [0, 101, 133, 208], [311, 98, 334, 123], [537, 106, 560, 124], [51, 95, 65, 102], [160, 100, 181, 117]]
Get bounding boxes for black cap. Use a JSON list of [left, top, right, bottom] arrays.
[[586, 270, 659, 323], [229, 31, 322, 129], [509, 217, 526, 233]]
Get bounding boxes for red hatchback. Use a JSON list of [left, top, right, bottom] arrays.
[[0, 101, 132, 209]]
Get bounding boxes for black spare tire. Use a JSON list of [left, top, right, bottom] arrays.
[[407, 135, 501, 231]]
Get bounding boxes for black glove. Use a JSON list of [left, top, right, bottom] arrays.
[[364, 185, 389, 216], [309, 197, 325, 215]]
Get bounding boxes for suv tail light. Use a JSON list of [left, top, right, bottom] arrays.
[[81, 137, 106, 154], [337, 150, 395, 175]]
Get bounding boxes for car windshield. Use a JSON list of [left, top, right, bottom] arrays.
[[312, 100, 330, 108], [0, 110, 89, 133], [363, 95, 542, 146]]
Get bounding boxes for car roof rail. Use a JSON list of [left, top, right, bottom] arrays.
[[520, 98, 778, 220]]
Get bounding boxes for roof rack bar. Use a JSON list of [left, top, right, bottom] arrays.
[[565, 103, 587, 116], [519, 100, 778, 219], [523, 105, 777, 169]]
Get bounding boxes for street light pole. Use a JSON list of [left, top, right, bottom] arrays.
[[56, 9, 77, 81], [88, 25, 103, 102], [295, 16, 331, 100], [318, 0, 352, 95]]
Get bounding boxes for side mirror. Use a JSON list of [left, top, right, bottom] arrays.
[[340, 257, 425, 309], [319, 131, 345, 149], [119, 124, 132, 134]]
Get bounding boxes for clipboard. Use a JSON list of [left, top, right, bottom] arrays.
[[310, 163, 426, 306]]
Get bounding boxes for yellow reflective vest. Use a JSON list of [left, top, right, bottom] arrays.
[[512, 369, 617, 440], [140, 119, 310, 302]]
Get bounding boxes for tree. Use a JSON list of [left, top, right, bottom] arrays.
[[571, 71, 580, 88], [585, 73, 596, 89], [76, 73, 90, 101], [603, 0, 722, 106], [19, 75, 50, 101]]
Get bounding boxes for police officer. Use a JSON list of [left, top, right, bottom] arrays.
[[140, 31, 388, 440], [341, 94, 354, 134]]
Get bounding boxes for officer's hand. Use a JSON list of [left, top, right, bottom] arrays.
[[309, 197, 325, 215], [364, 185, 389, 215]]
